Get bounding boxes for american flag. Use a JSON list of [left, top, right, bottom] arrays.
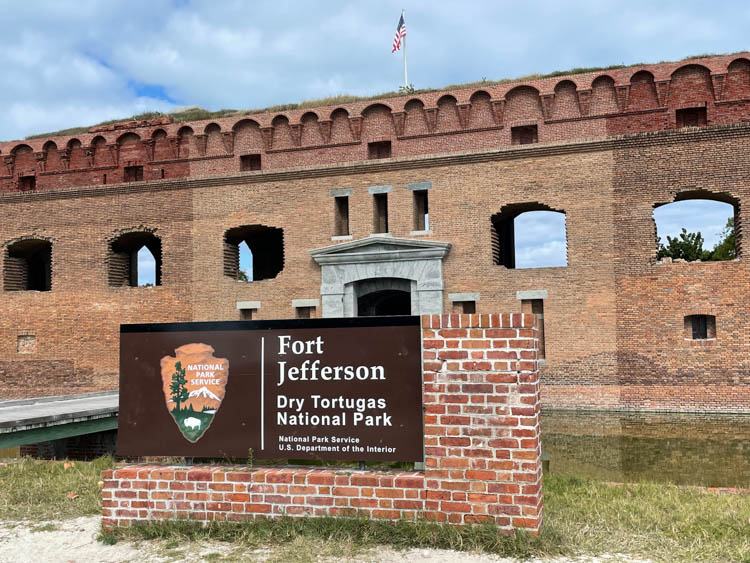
[[392, 14, 406, 53]]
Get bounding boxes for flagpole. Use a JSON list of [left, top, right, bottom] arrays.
[[402, 9, 408, 88]]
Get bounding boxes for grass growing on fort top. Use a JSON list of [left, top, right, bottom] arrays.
[[1, 457, 747, 561], [24, 51, 746, 140]]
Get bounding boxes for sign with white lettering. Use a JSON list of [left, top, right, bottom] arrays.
[[118, 317, 423, 461]]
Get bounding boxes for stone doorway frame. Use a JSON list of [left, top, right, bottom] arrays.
[[310, 235, 452, 318]]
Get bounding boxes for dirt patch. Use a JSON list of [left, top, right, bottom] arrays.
[[0, 516, 653, 563]]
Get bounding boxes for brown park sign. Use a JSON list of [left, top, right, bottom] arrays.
[[118, 317, 423, 461]]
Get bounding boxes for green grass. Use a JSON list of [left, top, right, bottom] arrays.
[[106, 515, 543, 561], [0, 456, 114, 521], [24, 51, 747, 141], [543, 474, 750, 562], [1, 457, 748, 561]]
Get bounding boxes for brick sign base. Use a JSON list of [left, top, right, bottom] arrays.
[[103, 314, 543, 533]]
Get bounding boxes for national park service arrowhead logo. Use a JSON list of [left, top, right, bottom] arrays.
[[160, 343, 229, 443]]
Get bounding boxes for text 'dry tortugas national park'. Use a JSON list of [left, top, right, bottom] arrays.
[[1, 52, 750, 529]]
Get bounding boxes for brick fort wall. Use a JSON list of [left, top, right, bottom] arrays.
[[0, 53, 748, 411]]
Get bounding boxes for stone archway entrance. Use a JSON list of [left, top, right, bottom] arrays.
[[355, 278, 411, 316], [310, 236, 452, 318]]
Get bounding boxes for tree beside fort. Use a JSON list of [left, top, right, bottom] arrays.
[[658, 218, 735, 261], [709, 218, 736, 261]]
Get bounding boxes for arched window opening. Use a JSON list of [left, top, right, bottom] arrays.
[[491, 204, 567, 269], [4, 239, 52, 291], [238, 241, 253, 281], [224, 225, 284, 282], [136, 246, 156, 287], [653, 194, 738, 262], [109, 232, 162, 287]]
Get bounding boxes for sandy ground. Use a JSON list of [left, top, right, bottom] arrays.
[[0, 516, 652, 563]]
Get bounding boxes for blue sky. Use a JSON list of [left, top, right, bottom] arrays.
[[2, 1, 749, 142], [2, 1, 744, 271]]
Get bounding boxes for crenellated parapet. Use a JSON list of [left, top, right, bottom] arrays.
[[3, 52, 750, 193]]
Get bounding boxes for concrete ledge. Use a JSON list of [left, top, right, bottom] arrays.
[[329, 188, 353, 197], [448, 292, 480, 302], [408, 181, 432, 191], [0, 391, 119, 448], [236, 301, 261, 310], [291, 299, 320, 308], [516, 289, 548, 300], [0, 390, 117, 408], [367, 184, 392, 194]]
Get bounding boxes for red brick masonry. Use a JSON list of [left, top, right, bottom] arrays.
[[102, 313, 543, 532]]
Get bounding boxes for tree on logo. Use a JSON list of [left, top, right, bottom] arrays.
[[170, 361, 189, 412]]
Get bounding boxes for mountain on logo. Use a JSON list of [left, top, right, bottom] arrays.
[[160, 343, 229, 443], [189, 386, 220, 401]]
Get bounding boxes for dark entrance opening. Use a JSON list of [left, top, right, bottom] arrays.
[[357, 289, 411, 316]]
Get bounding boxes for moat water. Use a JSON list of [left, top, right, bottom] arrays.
[[541, 410, 750, 488]]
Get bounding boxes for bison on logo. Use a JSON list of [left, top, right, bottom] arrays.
[[160, 343, 229, 442]]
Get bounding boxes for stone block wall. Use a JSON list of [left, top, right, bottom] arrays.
[[102, 313, 543, 532]]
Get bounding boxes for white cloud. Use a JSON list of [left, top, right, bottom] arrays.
[[0, 0, 748, 144], [137, 246, 156, 286], [514, 212, 568, 269], [239, 241, 253, 281], [653, 200, 734, 249]]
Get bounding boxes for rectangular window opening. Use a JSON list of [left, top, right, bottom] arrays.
[[103, 174, 107, 185], [240, 309, 254, 321], [295, 306, 313, 319], [511, 125, 538, 145], [124, 166, 144, 182], [334, 196, 350, 236], [240, 154, 262, 171], [373, 193, 389, 233], [19, 176, 36, 191], [452, 301, 475, 314], [368, 141, 392, 159], [5, 241, 52, 291], [521, 298, 545, 359], [676, 107, 707, 128], [413, 190, 429, 231], [685, 314, 716, 340]]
